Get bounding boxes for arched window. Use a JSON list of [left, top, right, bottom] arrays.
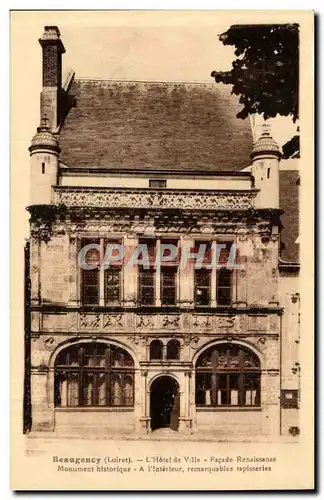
[[54, 343, 134, 407], [166, 340, 180, 360], [195, 343, 260, 407], [150, 340, 163, 360]]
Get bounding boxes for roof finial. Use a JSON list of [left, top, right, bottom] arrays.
[[261, 122, 271, 136], [41, 113, 49, 129], [37, 113, 50, 133]]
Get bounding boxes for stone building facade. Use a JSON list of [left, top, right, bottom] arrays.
[[24, 26, 300, 439]]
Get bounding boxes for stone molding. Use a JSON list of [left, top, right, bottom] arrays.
[[54, 187, 257, 211], [37, 310, 280, 336]]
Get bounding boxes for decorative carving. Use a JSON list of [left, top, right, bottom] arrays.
[[216, 316, 236, 330], [183, 333, 199, 347], [271, 268, 278, 277], [54, 187, 256, 211], [193, 315, 212, 330], [70, 264, 77, 276], [53, 223, 65, 235], [162, 315, 180, 329], [31, 223, 52, 243], [291, 293, 300, 304], [44, 336, 56, 351], [127, 334, 147, 346], [136, 315, 154, 329], [103, 314, 124, 329], [80, 313, 100, 329]]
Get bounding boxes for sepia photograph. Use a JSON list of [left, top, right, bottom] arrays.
[[10, 10, 314, 490]]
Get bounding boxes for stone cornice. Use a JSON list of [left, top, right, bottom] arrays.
[[30, 303, 283, 315], [53, 186, 258, 211]]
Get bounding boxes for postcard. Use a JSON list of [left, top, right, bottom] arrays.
[[10, 10, 314, 490]]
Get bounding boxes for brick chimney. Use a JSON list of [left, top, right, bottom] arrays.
[[39, 26, 66, 131]]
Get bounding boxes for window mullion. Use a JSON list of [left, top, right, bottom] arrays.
[[211, 241, 217, 307], [99, 238, 105, 306], [156, 239, 161, 306]]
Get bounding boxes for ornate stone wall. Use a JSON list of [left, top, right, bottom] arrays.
[[53, 187, 257, 211]]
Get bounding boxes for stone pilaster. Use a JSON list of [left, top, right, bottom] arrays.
[[179, 236, 194, 308], [123, 234, 138, 308]]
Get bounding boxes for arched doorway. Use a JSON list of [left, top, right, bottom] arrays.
[[150, 376, 180, 431]]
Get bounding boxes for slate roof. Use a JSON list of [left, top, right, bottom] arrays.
[[279, 170, 299, 263], [59, 79, 253, 172]]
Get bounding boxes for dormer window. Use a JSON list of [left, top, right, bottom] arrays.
[[149, 179, 167, 189]]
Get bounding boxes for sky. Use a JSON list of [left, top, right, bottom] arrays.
[[11, 11, 299, 240]]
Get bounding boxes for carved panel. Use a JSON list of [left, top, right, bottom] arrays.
[[183, 332, 199, 348], [161, 315, 180, 329], [103, 314, 124, 329], [54, 187, 256, 211], [215, 316, 236, 331], [79, 313, 100, 330], [193, 315, 212, 330], [136, 315, 154, 329]]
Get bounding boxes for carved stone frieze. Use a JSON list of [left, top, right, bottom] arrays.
[[161, 315, 180, 329], [80, 313, 100, 329], [136, 315, 154, 329], [103, 314, 124, 329], [193, 315, 212, 330], [54, 187, 256, 211], [215, 316, 236, 330]]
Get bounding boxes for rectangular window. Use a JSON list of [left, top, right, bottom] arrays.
[[161, 268, 177, 306], [195, 269, 211, 306], [149, 179, 167, 188], [104, 267, 121, 305], [82, 268, 100, 305], [139, 268, 155, 306], [81, 238, 100, 305], [217, 268, 232, 306], [81, 238, 123, 306], [194, 240, 212, 265], [217, 241, 234, 306]]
